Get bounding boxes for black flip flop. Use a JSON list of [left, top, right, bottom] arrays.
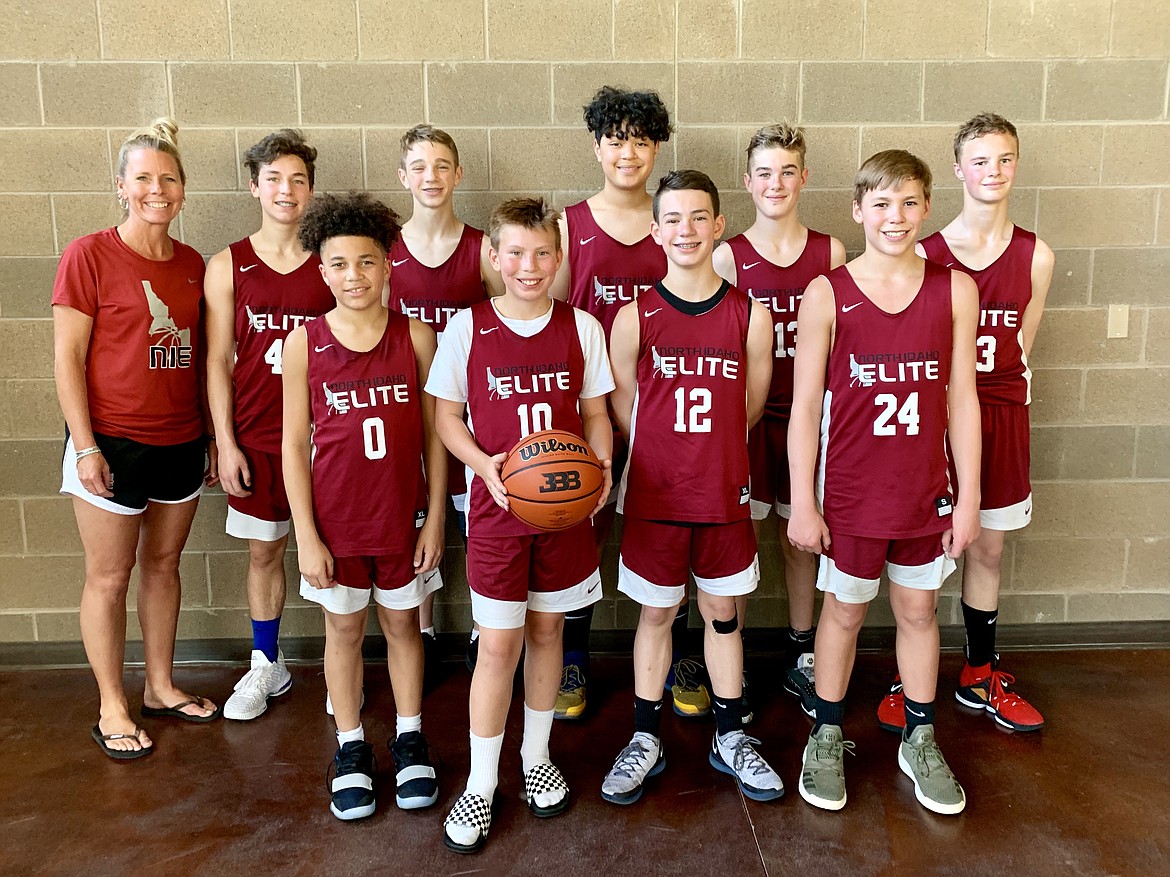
[[141, 696, 221, 723], [91, 724, 153, 761]]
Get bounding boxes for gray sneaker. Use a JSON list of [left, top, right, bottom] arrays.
[[709, 731, 784, 801], [601, 732, 664, 805], [799, 724, 853, 811], [898, 724, 966, 815]]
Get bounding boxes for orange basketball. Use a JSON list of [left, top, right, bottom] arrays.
[[500, 429, 604, 531]]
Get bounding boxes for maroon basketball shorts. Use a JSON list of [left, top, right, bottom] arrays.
[[977, 403, 1032, 531], [618, 517, 759, 608], [748, 415, 792, 520], [466, 519, 601, 629], [818, 531, 956, 604], [226, 446, 291, 541], [299, 550, 443, 615]]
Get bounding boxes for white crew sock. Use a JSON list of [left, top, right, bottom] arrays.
[[466, 730, 504, 803], [396, 713, 422, 737], [520, 704, 554, 774], [337, 723, 365, 746]]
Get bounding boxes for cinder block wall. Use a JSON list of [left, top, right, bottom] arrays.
[[1, 0, 1167, 645]]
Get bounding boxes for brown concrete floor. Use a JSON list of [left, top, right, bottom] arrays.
[[2, 649, 1168, 877]]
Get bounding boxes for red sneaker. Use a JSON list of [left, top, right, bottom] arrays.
[[876, 675, 905, 733], [955, 662, 1045, 732]]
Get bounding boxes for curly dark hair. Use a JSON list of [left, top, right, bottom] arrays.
[[244, 129, 318, 188], [583, 86, 673, 144], [297, 192, 401, 255]]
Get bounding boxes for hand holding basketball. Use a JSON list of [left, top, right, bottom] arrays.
[[500, 429, 605, 531]]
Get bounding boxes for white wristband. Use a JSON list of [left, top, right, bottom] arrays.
[[75, 446, 103, 464]]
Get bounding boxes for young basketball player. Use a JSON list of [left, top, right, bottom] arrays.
[[205, 130, 334, 721], [713, 123, 847, 721], [282, 192, 445, 821], [391, 124, 503, 668], [602, 170, 784, 806], [428, 198, 614, 853], [789, 151, 981, 815], [549, 85, 702, 721], [877, 114, 1053, 734]]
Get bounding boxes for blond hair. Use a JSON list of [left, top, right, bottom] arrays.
[[745, 122, 807, 170], [853, 150, 932, 205], [117, 118, 185, 185], [488, 198, 561, 251]]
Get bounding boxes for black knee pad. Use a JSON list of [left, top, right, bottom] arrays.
[[711, 609, 739, 635]]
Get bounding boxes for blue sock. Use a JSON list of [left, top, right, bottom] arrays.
[[252, 617, 281, 663]]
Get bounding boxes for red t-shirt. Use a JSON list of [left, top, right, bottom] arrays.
[[305, 312, 426, 557], [229, 237, 333, 454], [619, 281, 753, 524], [52, 227, 206, 445], [819, 262, 954, 539]]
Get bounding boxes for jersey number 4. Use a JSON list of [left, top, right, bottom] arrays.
[[264, 338, 284, 375], [873, 392, 920, 436]]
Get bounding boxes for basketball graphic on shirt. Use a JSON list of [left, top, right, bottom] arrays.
[[501, 429, 603, 531]]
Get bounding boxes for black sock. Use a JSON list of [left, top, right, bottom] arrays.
[[786, 625, 814, 665], [961, 601, 998, 668], [903, 696, 935, 735], [670, 602, 689, 665], [633, 696, 663, 738], [563, 604, 594, 669], [813, 696, 844, 733], [713, 694, 743, 737]]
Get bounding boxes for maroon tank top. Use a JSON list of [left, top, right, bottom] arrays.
[[305, 312, 426, 556], [921, 227, 1035, 406], [229, 237, 332, 453], [465, 299, 586, 537], [565, 200, 666, 340], [621, 281, 752, 524], [388, 223, 488, 338], [726, 229, 832, 420], [820, 262, 954, 539]]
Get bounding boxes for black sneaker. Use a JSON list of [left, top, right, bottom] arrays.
[[328, 740, 376, 821], [783, 652, 817, 719], [390, 730, 439, 810]]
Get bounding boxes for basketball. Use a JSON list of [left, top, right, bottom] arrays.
[[500, 429, 604, 531]]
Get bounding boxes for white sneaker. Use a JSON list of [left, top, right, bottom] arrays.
[[601, 732, 664, 805], [223, 650, 292, 721], [709, 730, 785, 801]]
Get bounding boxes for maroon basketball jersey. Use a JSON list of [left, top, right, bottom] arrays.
[[229, 238, 333, 453], [305, 312, 426, 556], [621, 282, 753, 524], [921, 227, 1035, 406], [465, 300, 586, 537], [726, 230, 832, 420], [820, 262, 954, 539], [565, 201, 666, 340], [388, 224, 488, 338]]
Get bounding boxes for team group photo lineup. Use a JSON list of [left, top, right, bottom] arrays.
[[52, 81, 1056, 854]]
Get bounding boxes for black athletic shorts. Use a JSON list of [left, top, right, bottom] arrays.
[[61, 430, 206, 514]]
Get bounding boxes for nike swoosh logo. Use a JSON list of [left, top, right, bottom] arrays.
[[643, 308, 662, 318], [239, 264, 258, 272], [842, 303, 863, 313], [741, 261, 760, 271], [392, 259, 410, 267], [908, 708, 925, 717], [423, 572, 436, 585], [187, 278, 199, 284], [314, 344, 333, 352], [579, 236, 596, 246], [946, 262, 956, 268], [586, 582, 599, 595], [479, 327, 498, 335]]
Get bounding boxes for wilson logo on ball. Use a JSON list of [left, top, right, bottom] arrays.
[[500, 429, 603, 531]]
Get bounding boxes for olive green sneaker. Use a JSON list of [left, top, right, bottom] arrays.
[[897, 724, 966, 815], [798, 724, 853, 811]]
